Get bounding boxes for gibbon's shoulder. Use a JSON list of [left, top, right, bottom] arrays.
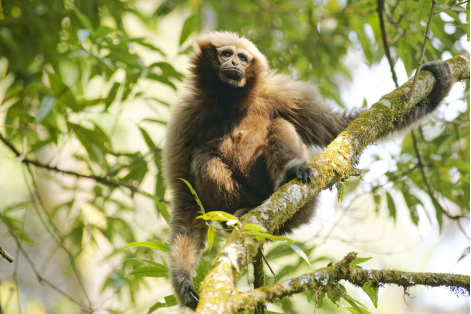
[[257, 71, 324, 110]]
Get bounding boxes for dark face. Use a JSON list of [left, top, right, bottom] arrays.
[[216, 45, 253, 88]]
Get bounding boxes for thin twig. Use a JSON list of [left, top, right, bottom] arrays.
[[434, 0, 469, 14], [106, 148, 158, 177], [411, 131, 468, 220], [0, 132, 152, 198], [0, 246, 14, 263], [253, 246, 266, 314], [261, 252, 275, 276], [407, 0, 437, 99], [378, 0, 399, 87], [0, 213, 88, 310]]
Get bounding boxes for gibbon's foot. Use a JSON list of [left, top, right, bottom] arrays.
[[285, 164, 312, 184], [420, 60, 452, 109], [178, 281, 199, 310]]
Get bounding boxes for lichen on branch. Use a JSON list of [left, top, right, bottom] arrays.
[[238, 252, 470, 309]]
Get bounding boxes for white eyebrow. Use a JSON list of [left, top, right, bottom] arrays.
[[216, 46, 236, 54], [236, 48, 253, 62]]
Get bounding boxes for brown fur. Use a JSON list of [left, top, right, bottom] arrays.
[[162, 32, 453, 310]]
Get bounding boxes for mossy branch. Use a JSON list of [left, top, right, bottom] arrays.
[[195, 54, 470, 314], [237, 252, 470, 309]]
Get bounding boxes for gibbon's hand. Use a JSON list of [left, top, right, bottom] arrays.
[[285, 164, 313, 184]]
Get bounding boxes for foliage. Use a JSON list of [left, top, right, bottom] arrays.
[[0, 0, 468, 313]]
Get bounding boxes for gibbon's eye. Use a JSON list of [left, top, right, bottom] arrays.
[[238, 54, 248, 63], [221, 50, 233, 59]]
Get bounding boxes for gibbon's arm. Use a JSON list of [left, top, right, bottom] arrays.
[[162, 106, 207, 310], [261, 72, 362, 147]]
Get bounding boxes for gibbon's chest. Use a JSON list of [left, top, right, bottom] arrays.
[[197, 114, 270, 168]]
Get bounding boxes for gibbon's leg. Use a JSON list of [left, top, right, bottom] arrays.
[[266, 118, 312, 190], [170, 202, 207, 310], [395, 60, 453, 132]]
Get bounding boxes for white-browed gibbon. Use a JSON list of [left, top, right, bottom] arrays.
[[162, 31, 453, 310]]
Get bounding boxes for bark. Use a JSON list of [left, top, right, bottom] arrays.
[[195, 54, 470, 314]]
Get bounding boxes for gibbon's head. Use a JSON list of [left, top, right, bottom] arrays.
[[190, 31, 269, 88]]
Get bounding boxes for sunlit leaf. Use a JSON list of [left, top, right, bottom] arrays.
[[180, 14, 197, 45], [207, 227, 216, 251], [123, 241, 170, 252], [386, 192, 397, 220], [361, 283, 379, 308], [290, 243, 314, 271], [129, 264, 168, 277], [179, 178, 205, 214]]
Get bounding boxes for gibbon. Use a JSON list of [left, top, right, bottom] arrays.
[[162, 31, 453, 310]]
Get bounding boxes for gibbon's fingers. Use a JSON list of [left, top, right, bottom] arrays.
[[421, 60, 453, 111], [284, 164, 313, 185]]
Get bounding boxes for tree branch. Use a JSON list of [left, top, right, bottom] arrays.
[[411, 131, 469, 220], [238, 252, 470, 309], [0, 132, 153, 197], [377, 0, 399, 88], [434, 0, 469, 15], [194, 54, 470, 314], [407, 0, 437, 99], [0, 245, 14, 263]]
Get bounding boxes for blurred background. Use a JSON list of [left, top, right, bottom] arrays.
[[0, 0, 469, 313]]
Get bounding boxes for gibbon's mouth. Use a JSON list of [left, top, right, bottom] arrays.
[[221, 68, 244, 81]]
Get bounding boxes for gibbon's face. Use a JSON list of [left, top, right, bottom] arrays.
[[216, 45, 253, 88]]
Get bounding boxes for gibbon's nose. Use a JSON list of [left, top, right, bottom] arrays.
[[232, 58, 238, 66]]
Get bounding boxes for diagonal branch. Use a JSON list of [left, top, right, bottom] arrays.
[[194, 54, 470, 314], [0, 132, 152, 197]]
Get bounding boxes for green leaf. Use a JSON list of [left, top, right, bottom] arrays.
[[36, 96, 57, 123], [373, 192, 381, 214], [105, 82, 120, 110], [415, 0, 430, 27], [164, 295, 177, 306], [194, 261, 210, 291], [179, 178, 205, 214], [142, 192, 170, 224], [350, 257, 372, 268], [180, 14, 197, 45], [243, 224, 267, 232], [207, 227, 216, 251], [147, 301, 166, 313], [123, 241, 170, 252], [290, 243, 314, 271], [129, 264, 168, 277], [458, 246, 469, 262], [386, 192, 397, 220], [245, 231, 293, 244], [73, 7, 93, 29], [142, 118, 168, 125], [139, 127, 157, 149], [361, 283, 379, 308], [467, 2, 470, 23], [345, 306, 371, 314], [343, 294, 370, 314], [147, 295, 178, 313], [402, 190, 420, 226], [197, 211, 238, 222]]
